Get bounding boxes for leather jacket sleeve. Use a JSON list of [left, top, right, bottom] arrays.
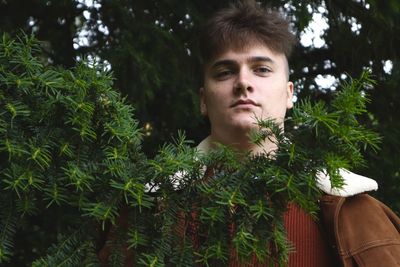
[[320, 193, 400, 267]]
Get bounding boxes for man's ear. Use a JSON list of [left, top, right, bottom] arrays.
[[286, 81, 294, 109], [199, 87, 208, 116]]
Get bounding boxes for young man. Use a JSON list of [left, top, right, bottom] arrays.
[[196, 1, 400, 266]]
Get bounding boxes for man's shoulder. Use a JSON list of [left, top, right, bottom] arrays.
[[317, 169, 393, 222], [321, 193, 396, 216], [320, 192, 400, 265]]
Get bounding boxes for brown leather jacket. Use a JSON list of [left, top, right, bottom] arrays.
[[320, 193, 400, 267]]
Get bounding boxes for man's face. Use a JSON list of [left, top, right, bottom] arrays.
[[200, 43, 294, 138]]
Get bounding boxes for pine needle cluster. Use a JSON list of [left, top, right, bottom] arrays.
[[0, 34, 380, 266]]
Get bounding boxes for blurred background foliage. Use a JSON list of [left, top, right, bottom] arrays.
[[0, 0, 399, 211]]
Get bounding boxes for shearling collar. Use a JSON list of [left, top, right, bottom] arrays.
[[196, 136, 378, 197], [316, 169, 378, 197]]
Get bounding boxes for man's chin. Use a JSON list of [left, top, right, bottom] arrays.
[[230, 121, 259, 132]]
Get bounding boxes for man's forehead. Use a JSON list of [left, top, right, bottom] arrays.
[[210, 56, 275, 69], [206, 44, 284, 68]]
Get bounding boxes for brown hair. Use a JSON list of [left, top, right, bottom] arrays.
[[199, 0, 296, 65]]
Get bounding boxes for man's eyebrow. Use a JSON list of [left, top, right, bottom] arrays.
[[247, 56, 275, 64], [210, 59, 237, 69]]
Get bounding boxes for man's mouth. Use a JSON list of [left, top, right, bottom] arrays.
[[230, 99, 258, 108]]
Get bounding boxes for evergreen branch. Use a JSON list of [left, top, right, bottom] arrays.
[[0, 205, 17, 263], [32, 228, 99, 267], [43, 183, 70, 208]]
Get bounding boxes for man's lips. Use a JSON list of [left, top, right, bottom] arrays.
[[230, 99, 259, 108]]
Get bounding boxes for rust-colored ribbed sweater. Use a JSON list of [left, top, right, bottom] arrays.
[[228, 203, 334, 267], [283, 203, 334, 267], [99, 203, 334, 267]]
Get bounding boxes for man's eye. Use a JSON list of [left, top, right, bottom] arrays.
[[214, 70, 233, 79], [254, 66, 271, 75]]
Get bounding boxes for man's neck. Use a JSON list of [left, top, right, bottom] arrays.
[[199, 132, 277, 155]]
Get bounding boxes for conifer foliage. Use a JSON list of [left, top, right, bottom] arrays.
[[0, 35, 380, 266], [0, 34, 145, 265]]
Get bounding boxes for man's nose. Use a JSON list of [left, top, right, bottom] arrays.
[[233, 69, 253, 95]]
